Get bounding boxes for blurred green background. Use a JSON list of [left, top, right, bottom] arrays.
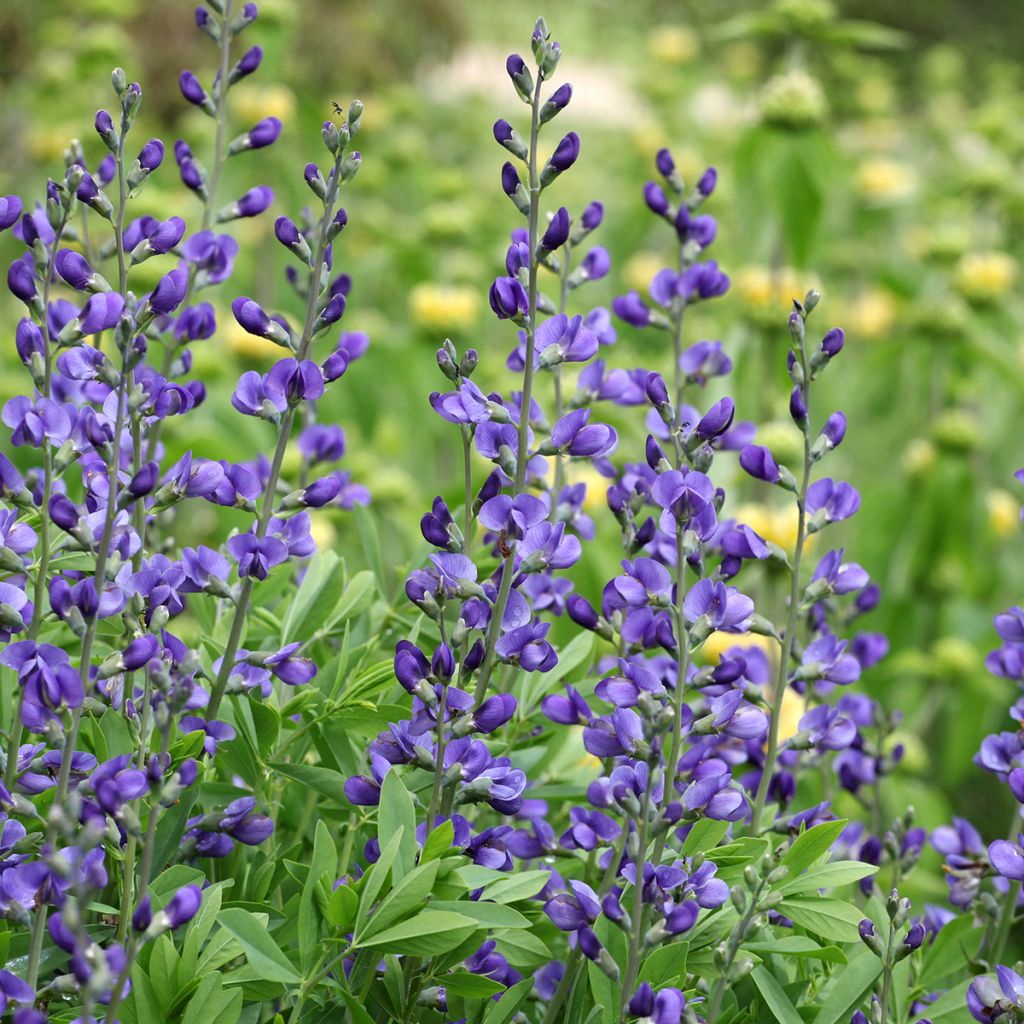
[[2, 0, 1024, 879]]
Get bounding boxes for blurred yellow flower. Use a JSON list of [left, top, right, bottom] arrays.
[[760, 69, 827, 130], [700, 632, 775, 666], [955, 251, 1017, 303], [987, 490, 1020, 538], [624, 252, 664, 294], [232, 84, 297, 125], [841, 287, 897, 342], [647, 25, 699, 64], [856, 158, 915, 204], [720, 42, 763, 81], [735, 266, 816, 328], [855, 77, 896, 116], [556, 463, 609, 512], [309, 513, 338, 552], [409, 284, 479, 332], [732, 502, 811, 556], [775, 685, 807, 744], [222, 313, 282, 359], [902, 438, 936, 477], [28, 125, 77, 163]]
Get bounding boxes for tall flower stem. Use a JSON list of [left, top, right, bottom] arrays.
[[707, 875, 768, 1019], [989, 879, 1021, 966], [145, 0, 234, 463], [3, 205, 69, 789], [878, 924, 896, 1024], [620, 776, 653, 1010], [461, 426, 473, 554], [551, 250, 570, 496], [749, 335, 812, 836], [471, 73, 543, 706], [206, 144, 347, 720]]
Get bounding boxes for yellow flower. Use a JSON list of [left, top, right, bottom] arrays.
[[700, 632, 776, 666], [222, 313, 282, 360], [987, 490, 1020, 538], [623, 251, 664, 294], [902, 438, 936, 477], [28, 125, 78, 163], [734, 266, 816, 328], [309, 513, 338, 552], [955, 252, 1017, 303], [856, 76, 896, 116], [760, 69, 827, 130], [841, 288, 897, 342], [647, 25, 699, 64], [231, 84, 297, 125], [732, 502, 811, 556], [856, 159, 915, 204], [409, 284, 479, 332], [775, 686, 807, 744]]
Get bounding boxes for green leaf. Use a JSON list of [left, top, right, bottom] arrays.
[[814, 948, 883, 1024], [428, 900, 531, 929], [777, 860, 878, 896], [751, 965, 803, 1024], [681, 818, 730, 857], [377, 770, 417, 880], [778, 897, 865, 942], [493, 927, 552, 968], [181, 973, 242, 1024], [441, 970, 506, 999], [362, 860, 439, 938], [479, 870, 551, 905], [341, 990, 378, 1024], [482, 977, 534, 1024], [919, 914, 985, 988], [639, 941, 688, 987], [267, 761, 344, 802], [355, 502, 386, 591], [216, 908, 299, 984], [926, 979, 974, 1024], [422, 819, 456, 863], [281, 549, 342, 644], [355, 829, 403, 937], [328, 569, 377, 629], [780, 819, 848, 875], [326, 884, 358, 931], [299, 820, 337, 969], [359, 910, 478, 956], [744, 936, 847, 963]]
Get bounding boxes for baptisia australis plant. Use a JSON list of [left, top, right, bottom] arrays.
[[0, 10, 1020, 1024], [0, 0, 371, 1021], [328, 18, 981, 1024]]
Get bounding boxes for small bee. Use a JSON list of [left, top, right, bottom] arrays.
[[331, 101, 344, 117]]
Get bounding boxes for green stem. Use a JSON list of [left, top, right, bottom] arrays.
[[749, 338, 811, 836], [620, 775, 653, 1009], [4, 205, 68, 788], [206, 145, 347, 720], [990, 879, 1021, 966], [461, 427, 473, 555], [878, 925, 895, 1024], [470, 72, 544, 706]]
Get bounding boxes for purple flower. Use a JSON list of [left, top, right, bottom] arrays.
[[806, 479, 861, 524], [612, 291, 652, 328], [739, 444, 781, 483], [683, 579, 754, 634], [990, 837, 1024, 882], [968, 967, 1024, 1024], [0, 195, 23, 232], [535, 313, 599, 367], [231, 296, 290, 345], [182, 231, 239, 284], [544, 409, 617, 458], [227, 532, 288, 580], [544, 879, 600, 931], [496, 622, 558, 672]]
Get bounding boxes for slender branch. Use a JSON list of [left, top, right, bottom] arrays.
[[471, 72, 544, 706], [749, 335, 811, 835], [206, 144, 347, 720]]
